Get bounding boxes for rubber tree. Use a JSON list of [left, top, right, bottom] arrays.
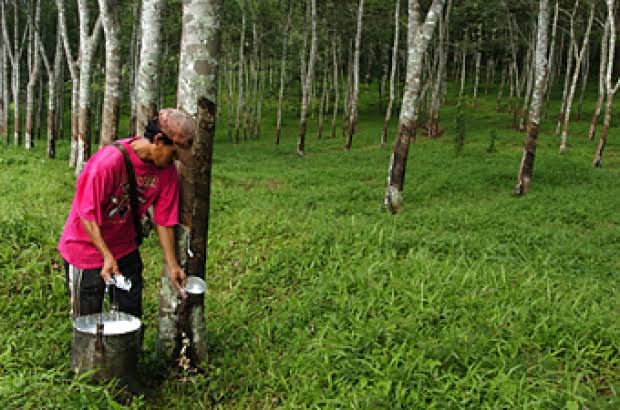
[[158, 0, 221, 366], [559, 3, 594, 154], [98, 0, 122, 146], [136, 0, 164, 136], [593, 0, 620, 167], [296, 0, 317, 156], [274, 0, 291, 145], [589, 18, 609, 141], [75, 0, 102, 175], [514, 0, 549, 195], [345, 0, 364, 151], [1, 1, 28, 146], [56, 0, 80, 167], [384, 0, 445, 213], [0, 36, 6, 144], [24, 0, 41, 150], [381, 0, 400, 147]]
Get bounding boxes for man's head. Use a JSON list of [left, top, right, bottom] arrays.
[[140, 109, 196, 168]]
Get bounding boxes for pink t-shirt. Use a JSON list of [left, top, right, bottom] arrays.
[[58, 138, 179, 268]]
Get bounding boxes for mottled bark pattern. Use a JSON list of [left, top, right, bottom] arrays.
[[296, 0, 317, 156], [275, 3, 291, 145], [136, 0, 164, 137], [25, 0, 41, 150], [589, 20, 609, 141], [98, 0, 122, 146], [345, 0, 364, 150], [384, 0, 445, 212], [515, 0, 549, 195], [382, 0, 399, 146], [159, 0, 220, 365]]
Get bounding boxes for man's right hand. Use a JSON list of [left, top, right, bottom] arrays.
[[101, 253, 121, 284]]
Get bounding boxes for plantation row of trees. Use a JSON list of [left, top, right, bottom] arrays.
[[0, 1, 617, 209]]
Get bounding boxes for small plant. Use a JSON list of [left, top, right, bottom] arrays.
[[487, 129, 497, 153], [455, 98, 466, 155]]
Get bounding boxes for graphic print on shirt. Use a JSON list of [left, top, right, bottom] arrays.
[[106, 174, 159, 221]]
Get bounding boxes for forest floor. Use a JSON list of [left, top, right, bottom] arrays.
[[0, 90, 619, 408]]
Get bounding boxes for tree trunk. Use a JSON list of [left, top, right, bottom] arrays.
[[98, 0, 121, 146], [593, 0, 620, 167], [589, 18, 609, 141], [385, 0, 445, 213], [330, 35, 339, 139], [559, 4, 593, 154], [472, 25, 481, 108], [24, 0, 41, 150], [576, 43, 589, 121], [127, 1, 141, 137], [514, 0, 549, 195], [0, 39, 6, 143], [345, 0, 364, 151], [57, 0, 80, 167], [275, 1, 291, 145], [426, 0, 450, 139], [234, 8, 245, 144], [382, 0, 400, 146], [158, 0, 220, 366], [75, 0, 103, 175], [555, 0, 578, 137], [296, 0, 317, 157], [135, 0, 164, 137], [316, 70, 327, 139]]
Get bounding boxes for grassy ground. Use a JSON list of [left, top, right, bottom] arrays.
[[0, 87, 619, 409]]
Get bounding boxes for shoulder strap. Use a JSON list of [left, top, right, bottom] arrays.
[[112, 143, 143, 246]]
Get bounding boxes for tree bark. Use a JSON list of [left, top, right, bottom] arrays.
[[135, 0, 164, 137], [514, 0, 549, 195], [275, 1, 291, 145], [559, 4, 593, 154], [593, 0, 620, 167], [330, 35, 339, 139], [296, 0, 317, 156], [385, 0, 445, 213], [57, 0, 80, 167], [345, 0, 364, 150], [234, 6, 245, 144], [0, 35, 6, 143], [555, 0, 578, 137], [98, 0, 122, 146], [426, 0, 450, 139], [75, 0, 103, 175], [158, 0, 220, 366], [589, 18, 609, 141], [382, 0, 400, 146]]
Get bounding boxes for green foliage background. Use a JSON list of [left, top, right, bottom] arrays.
[[0, 84, 618, 408]]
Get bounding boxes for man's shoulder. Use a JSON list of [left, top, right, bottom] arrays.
[[84, 144, 124, 173]]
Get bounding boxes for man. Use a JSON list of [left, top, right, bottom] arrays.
[[58, 109, 195, 319]]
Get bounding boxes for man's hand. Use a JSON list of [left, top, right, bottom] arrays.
[[168, 263, 187, 296], [101, 253, 121, 284]]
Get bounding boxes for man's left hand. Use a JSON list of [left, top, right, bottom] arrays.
[[168, 263, 187, 296]]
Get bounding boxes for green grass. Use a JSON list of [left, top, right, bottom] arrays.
[[0, 86, 619, 408]]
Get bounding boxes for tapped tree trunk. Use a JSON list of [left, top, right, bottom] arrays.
[[345, 0, 364, 151], [135, 0, 164, 137], [98, 0, 122, 146], [275, 1, 291, 145], [75, 0, 103, 175], [158, 0, 220, 366], [589, 18, 609, 141], [385, 0, 445, 213], [296, 0, 317, 157], [559, 3, 593, 154], [514, 0, 549, 195], [382, 0, 400, 146]]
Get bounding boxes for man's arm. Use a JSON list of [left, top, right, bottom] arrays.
[[155, 224, 186, 294], [80, 219, 120, 283]]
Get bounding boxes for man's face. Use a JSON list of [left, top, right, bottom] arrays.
[[151, 134, 178, 168]]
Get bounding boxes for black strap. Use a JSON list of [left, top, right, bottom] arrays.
[[112, 143, 143, 246]]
